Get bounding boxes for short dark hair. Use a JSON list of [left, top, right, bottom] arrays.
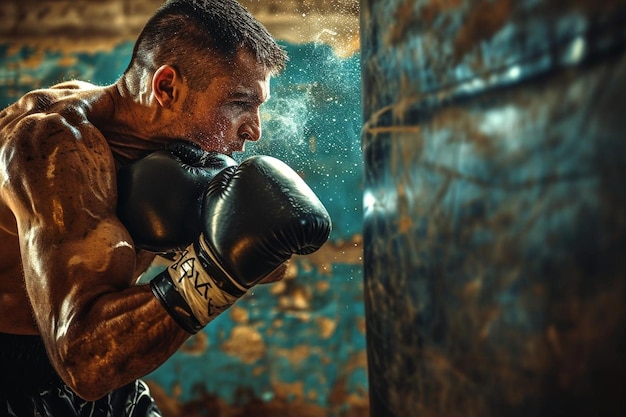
[[125, 0, 288, 89]]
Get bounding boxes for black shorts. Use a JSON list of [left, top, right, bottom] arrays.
[[0, 333, 162, 417]]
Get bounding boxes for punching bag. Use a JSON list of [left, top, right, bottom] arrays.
[[361, 1, 626, 416]]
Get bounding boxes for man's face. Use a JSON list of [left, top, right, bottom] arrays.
[[179, 50, 272, 156]]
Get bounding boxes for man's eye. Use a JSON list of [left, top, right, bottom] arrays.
[[234, 101, 252, 109]]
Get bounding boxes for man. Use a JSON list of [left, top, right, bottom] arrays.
[[0, 0, 294, 415]]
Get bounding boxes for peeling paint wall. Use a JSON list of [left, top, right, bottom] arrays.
[[0, 1, 367, 416]]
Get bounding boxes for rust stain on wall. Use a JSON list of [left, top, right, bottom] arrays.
[[295, 234, 363, 275], [221, 326, 266, 364], [316, 316, 338, 339], [229, 305, 250, 324]]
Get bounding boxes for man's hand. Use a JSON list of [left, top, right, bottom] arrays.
[[151, 155, 332, 333]]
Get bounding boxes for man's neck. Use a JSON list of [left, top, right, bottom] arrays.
[[95, 82, 170, 164]]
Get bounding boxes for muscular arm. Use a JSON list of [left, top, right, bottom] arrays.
[[2, 112, 188, 400]]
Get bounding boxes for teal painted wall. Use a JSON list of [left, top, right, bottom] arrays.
[[0, 41, 367, 415]]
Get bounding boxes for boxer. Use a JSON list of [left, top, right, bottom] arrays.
[[0, 1, 333, 416]]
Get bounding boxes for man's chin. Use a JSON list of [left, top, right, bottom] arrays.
[[226, 143, 245, 156], [208, 139, 244, 155], [193, 141, 237, 156]]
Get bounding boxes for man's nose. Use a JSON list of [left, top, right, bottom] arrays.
[[240, 110, 262, 142]]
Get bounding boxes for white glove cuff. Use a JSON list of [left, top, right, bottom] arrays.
[[166, 240, 243, 326]]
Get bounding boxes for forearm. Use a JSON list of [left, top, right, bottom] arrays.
[[46, 284, 189, 401]]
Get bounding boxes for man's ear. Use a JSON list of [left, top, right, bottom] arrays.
[[152, 65, 181, 109]]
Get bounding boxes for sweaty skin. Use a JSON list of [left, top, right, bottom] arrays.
[[0, 50, 273, 400]]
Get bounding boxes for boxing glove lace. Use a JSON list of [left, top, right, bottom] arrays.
[[151, 155, 332, 333]]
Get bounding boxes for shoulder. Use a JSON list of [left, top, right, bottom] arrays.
[[1, 85, 110, 155], [1, 86, 99, 140], [50, 80, 98, 90], [2, 99, 108, 167], [0, 89, 115, 213]]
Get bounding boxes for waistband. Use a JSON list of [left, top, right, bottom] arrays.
[[0, 332, 64, 394]]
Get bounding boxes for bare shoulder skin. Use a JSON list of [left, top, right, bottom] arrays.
[[0, 83, 188, 400]]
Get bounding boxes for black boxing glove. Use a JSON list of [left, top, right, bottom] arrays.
[[151, 155, 332, 333], [116, 140, 237, 252]]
